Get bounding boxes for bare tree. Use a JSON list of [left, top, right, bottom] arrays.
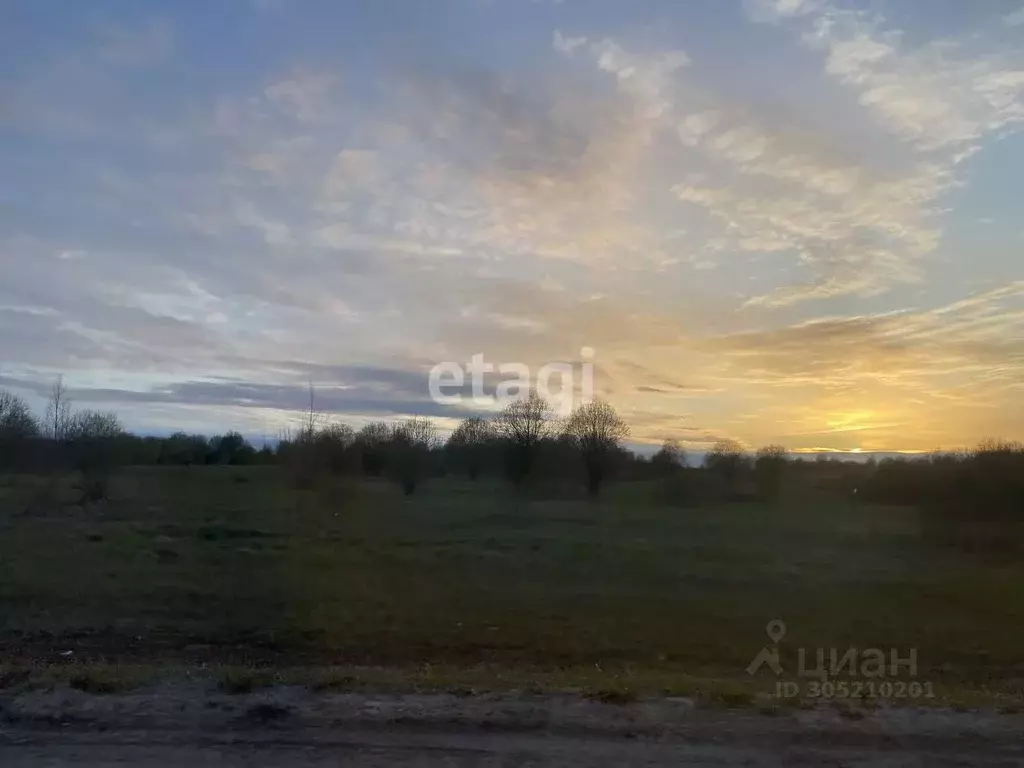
[[65, 409, 124, 504], [651, 438, 686, 475], [653, 438, 700, 507], [208, 431, 255, 465], [0, 389, 38, 439], [67, 410, 124, 439], [282, 382, 333, 485], [389, 417, 439, 494], [0, 389, 39, 470], [446, 416, 493, 480], [563, 399, 630, 496], [44, 375, 73, 441], [704, 438, 749, 495], [299, 381, 322, 443], [355, 421, 392, 476], [394, 416, 439, 449], [493, 391, 555, 486], [315, 421, 356, 473]]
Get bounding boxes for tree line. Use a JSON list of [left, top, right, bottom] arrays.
[[1, 379, 1022, 520]]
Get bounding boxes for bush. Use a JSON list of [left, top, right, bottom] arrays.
[[77, 470, 110, 506], [860, 441, 1024, 555], [658, 467, 718, 507], [862, 441, 1024, 519]]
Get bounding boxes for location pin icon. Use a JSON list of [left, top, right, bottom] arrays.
[[766, 619, 786, 644]]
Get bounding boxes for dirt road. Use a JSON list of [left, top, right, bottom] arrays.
[[2, 683, 1022, 766]]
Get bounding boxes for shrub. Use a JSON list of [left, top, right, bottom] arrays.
[[861, 441, 1024, 555]]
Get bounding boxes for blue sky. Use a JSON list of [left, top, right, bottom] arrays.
[[2, 0, 1022, 451]]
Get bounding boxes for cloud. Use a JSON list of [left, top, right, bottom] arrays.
[[2, 2, 1021, 451], [232, 201, 294, 247], [0, 368, 479, 421], [264, 71, 339, 123], [706, 282, 1024, 420], [553, 31, 586, 55], [439, 275, 1024, 449], [573, 36, 690, 119], [550, 32, 947, 306], [745, 0, 822, 21], [282, 50, 689, 272], [750, 1, 1024, 156], [1004, 6, 1024, 28], [637, 3, 1023, 307]]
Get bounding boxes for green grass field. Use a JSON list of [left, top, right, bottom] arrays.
[[1, 467, 1022, 705]]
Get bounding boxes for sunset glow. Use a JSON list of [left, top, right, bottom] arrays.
[[2, 0, 1022, 453]]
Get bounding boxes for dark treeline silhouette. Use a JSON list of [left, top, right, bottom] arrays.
[[1, 382, 1022, 523], [859, 441, 1024, 521]]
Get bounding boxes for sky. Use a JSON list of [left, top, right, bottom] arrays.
[[1, 0, 1023, 453]]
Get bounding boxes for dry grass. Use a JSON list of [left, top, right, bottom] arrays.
[[0, 467, 1022, 706]]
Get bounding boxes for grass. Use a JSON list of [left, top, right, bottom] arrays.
[[218, 667, 278, 694], [0, 661, 158, 694], [585, 688, 639, 705], [68, 669, 129, 694], [0, 660, 1017, 710], [1, 466, 1022, 706]]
